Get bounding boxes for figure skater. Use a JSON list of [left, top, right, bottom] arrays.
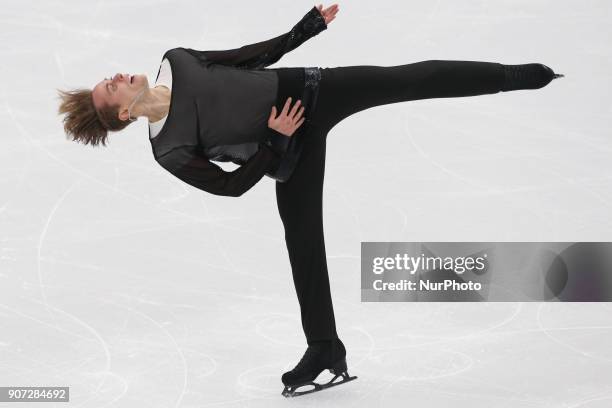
[[56, 3, 564, 397]]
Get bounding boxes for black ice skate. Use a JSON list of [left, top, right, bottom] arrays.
[[281, 338, 357, 397], [501, 63, 565, 92]]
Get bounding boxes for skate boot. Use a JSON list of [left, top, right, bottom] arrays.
[[501, 63, 565, 92], [281, 337, 357, 397]]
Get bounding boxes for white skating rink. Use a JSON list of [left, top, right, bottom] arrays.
[[2, 0, 611, 406]]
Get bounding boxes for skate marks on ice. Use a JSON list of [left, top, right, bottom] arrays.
[[536, 302, 612, 363]]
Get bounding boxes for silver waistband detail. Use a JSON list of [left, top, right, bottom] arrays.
[[304, 66, 321, 88]]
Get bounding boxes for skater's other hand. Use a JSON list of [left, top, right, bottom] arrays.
[[316, 3, 339, 26], [268, 97, 305, 137]]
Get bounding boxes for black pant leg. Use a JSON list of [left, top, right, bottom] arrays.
[[311, 60, 505, 132], [275, 60, 504, 343], [275, 122, 338, 344]]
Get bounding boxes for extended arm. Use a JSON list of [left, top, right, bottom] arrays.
[[183, 6, 327, 69]]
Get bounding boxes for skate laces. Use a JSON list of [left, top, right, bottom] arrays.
[[504, 65, 528, 84], [501, 63, 553, 91]]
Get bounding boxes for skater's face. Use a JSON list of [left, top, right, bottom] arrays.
[[91, 72, 149, 121]]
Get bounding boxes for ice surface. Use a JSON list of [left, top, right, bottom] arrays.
[[1, 0, 611, 406]]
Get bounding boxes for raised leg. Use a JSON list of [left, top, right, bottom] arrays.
[[310, 60, 506, 132]]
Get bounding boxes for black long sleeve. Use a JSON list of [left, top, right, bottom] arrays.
[[182, 6, 327, 69], [156, 136, 285, 197]]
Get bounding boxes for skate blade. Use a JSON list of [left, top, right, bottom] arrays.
[[281, 372, 358, 398]]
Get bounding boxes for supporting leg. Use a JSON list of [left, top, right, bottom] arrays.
[[275, 123, 338, 344]]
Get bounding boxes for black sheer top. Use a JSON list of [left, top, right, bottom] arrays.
[[149, 6, 327, 197]]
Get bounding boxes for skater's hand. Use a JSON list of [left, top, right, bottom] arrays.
[[316, 3, 339, 25], [268, 97, 305, 137]]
